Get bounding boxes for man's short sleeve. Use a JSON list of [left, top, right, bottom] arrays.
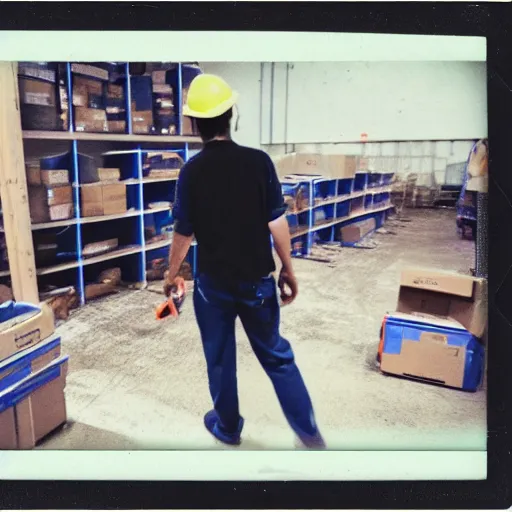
[[265, 154, 287, 222], [173, 165, 194, 237]]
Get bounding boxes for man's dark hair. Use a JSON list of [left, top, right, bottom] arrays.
[[195, 108, 232, 142]]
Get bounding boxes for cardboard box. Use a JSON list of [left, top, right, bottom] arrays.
[[274, 153, 357, 180], [80, 183, 127, 217], [98, 168, 121, 182], [102, 183, 127, 215], [340, 218, 376, 244], [132, 110, 153, 134], [380, 312, 484, 391], [0, 356, 68, 449], [0, 302, 55, 362], [107, 120, 126, 133], [74, 107, 108, 132], [28, 186, 74, 223], [19, 77, 56, 107], [397, 268, 487, 338], [26, 162, 41, 186], [81, 184, 104, 217], [41, 170, 69, 186]]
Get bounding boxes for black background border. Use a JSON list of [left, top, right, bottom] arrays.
[[0, 2, 511, 509]]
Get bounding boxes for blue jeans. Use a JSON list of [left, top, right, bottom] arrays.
[[193, 273, 320, 440]]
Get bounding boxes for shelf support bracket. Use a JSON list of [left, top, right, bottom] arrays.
[[0, 62, 38, 303]]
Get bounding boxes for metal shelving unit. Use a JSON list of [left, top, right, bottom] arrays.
[[282, 172, 394, 256], [0, 62, 202, 306]]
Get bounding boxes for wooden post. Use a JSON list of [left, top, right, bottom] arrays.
[[0, 62, 38, 303]]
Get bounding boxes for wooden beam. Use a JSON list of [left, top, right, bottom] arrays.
[[0, 62, 38, 303]]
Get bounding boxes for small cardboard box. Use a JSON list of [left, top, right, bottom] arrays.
[[26, 162, 42, 186], [19, 77, 56, 107], [340, 218, 376, 244], [397, 268, 487, 339], [0, 356, 68, 449], [28, 186, 74, 223], [41, 170, 69, 187], [80, 182, 126, 217], [380, 312, 484, 391], [0, 302, 55, 362], [102, 183, 127, 215], [97, 168, 121, 182], [46, 185, 73, 206], [274, 153, 357, 180], [74, 107, 108, 133], [81, 183, 104, 217]]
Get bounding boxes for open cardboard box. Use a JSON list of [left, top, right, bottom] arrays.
[[397, 268, 487, 339], [0, 355, 68, 449], [379, 268, 487, 391], [0, 301, 55, 362], [273, 153, 357, 181]]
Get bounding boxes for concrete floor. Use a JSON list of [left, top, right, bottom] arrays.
[[39, 209, 486, 451]]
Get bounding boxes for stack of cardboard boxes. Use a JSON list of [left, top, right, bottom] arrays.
[[71, 63, 126, 133], [378, 268, 487, 392], [18, 62, 69, 132], [0, 301, 69, 449], [27, 161, 74, 224]]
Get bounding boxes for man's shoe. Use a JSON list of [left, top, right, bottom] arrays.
[[296, 431, 327, 450], [204, 410, 244, 446]]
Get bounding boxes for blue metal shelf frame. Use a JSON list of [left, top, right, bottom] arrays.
[[25, 61, 200, 306], [282, 172, 395, 256]]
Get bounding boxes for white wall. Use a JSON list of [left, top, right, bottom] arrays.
[[263, 62, 487, 144], [200, 61, 487, 149]]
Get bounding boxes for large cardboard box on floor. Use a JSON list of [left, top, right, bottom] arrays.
[[340, 218, 376, 244], [0, 301, 55, 362], [379, 268, 487, 391], [0, 355, 68, 449], [273, 153, 357, 181]]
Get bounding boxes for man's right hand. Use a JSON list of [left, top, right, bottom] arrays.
[[278, 267, 298, 306]]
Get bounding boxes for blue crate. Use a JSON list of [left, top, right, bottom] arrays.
[[0, 335, 61, 393], [368, 172, 382, 188], [364, 194, 373, 209], [0, 355, 69, 414], [381, 314, 484, 391]]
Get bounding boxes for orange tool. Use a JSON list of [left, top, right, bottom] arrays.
[[156, 278, 186, 320]]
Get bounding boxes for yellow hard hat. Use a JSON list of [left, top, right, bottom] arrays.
[[183, 74, 238, 119]]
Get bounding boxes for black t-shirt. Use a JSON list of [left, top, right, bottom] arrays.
[[173, 140, 287, 282]]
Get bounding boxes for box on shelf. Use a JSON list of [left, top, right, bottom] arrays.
[[340, 217, 376, 244], [20, 104, 61, 131], [81, 182, 127, 217], [0, 301, 55, 362], [18, 63, 56, 84], [379, 312, 484, 391], [41, 170, 69, 187], [82, 238, 119, 258], [74, 106, 108, 133], [107, 120, 126, 133], [28, 186, 74, 223], [0, 356, 68, 449], [26, 162, 42, 186], [18, 77, 56, 107], [102, 183, 127, 215], [71, 63, 109, 81], [132, 110, 154, 134], [274, 153, 357, 181], [97, 168, 121, 182]]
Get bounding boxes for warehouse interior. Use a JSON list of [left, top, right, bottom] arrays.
[[0, 59, 488, 452]]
